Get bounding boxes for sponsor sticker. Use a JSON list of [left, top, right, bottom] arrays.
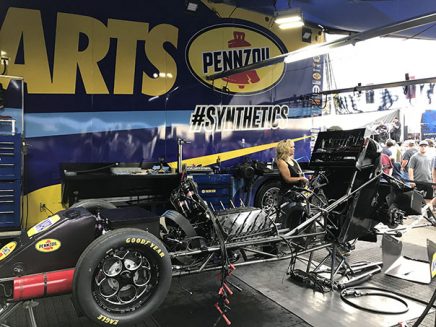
[[0, 241, 17, 261], [201, 189, 216, 194], [312, 72, 321, 81], [27, 215, 61, 237], [186, 24, 286, 95], [35, 239, 61, 253]]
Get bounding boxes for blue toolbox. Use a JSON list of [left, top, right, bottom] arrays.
[[0, 125, 21, 229]]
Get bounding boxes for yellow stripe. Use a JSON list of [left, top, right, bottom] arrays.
[[167, 136, 310, 168]]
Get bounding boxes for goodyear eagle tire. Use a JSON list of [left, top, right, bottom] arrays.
[[73, 228, 172, 326]]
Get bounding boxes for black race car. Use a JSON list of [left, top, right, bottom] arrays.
[[0, 130, 425, 326]]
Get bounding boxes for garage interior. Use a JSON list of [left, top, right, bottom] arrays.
[[0, 1, 435, 327]]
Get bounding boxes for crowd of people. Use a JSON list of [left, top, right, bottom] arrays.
[[380, 137, 436, 211]]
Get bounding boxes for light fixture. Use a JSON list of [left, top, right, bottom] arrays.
[[274, 8, 304, 29], [185, 0, 200, 13], [302, 27, 312, 43], [284, 43, 326, 64]]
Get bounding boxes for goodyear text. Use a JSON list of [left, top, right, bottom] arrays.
[[126, 238, 165, 258]]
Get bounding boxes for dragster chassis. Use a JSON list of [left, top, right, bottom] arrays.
[[0, 168, 432, 327]]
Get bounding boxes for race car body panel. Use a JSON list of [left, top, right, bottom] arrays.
[[0, 207, 96, 278]]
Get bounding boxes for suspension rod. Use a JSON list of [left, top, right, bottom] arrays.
[[172, 243, 333, 277], [170, 230, 326, 258]]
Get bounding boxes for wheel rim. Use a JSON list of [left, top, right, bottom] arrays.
[[93, 247, 158, 312], [261, 187, 280, 213]]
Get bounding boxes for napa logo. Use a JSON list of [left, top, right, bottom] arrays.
[[0, 241, 17, 261], [35, 239, 61, 253], [186, 24, 286, 95]]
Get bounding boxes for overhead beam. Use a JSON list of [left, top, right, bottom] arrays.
[[317, 76, 436, 96], [205, 12, 436, 81]]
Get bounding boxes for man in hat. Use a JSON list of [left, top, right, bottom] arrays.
[[408, 140, 434, 199]]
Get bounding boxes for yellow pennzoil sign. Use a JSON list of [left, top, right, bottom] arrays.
[[35, 239, 61, 253], [0, 241, 17, 261], [186, 24, 286, 95]]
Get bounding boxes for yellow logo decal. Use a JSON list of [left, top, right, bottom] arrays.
[[201, 189, 216, 194], [126, 238, 165, 257], [312, 72, 321, 80], [27, 215, 61, 237], [0, 241, 17, 261], [97, 314, 119, 325], [186, 24, 285, 95], [432, 252, 436, 278], [35, 239, 61, 253]]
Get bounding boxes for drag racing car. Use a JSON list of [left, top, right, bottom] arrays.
[[0, 129, 427, 326]]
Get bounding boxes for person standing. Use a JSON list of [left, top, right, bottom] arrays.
[[382, 139, 395, 157], [408, 140, 434, 199], [401, 140, 418, 172], [380, 152, 393, 175], [432, 158, 436, 212], [426, 139, 435, 160], [390, 117, 401, 142]]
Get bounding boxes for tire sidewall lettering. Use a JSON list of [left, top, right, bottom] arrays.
[[97, 314, 119, 325], [126, 237, 165, 257]]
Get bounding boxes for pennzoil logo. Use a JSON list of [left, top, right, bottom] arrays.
[[186, 24, 286, 95], [35, 239, 61, 253], [0, 241, 17, 261]]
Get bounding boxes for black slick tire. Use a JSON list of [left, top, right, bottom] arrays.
[[73, 228, 172, 326]]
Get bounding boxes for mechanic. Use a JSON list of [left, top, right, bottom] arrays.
[[275, 139, 309, 231]]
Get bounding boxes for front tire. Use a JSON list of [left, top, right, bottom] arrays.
[[73, 228, 172, 326]]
